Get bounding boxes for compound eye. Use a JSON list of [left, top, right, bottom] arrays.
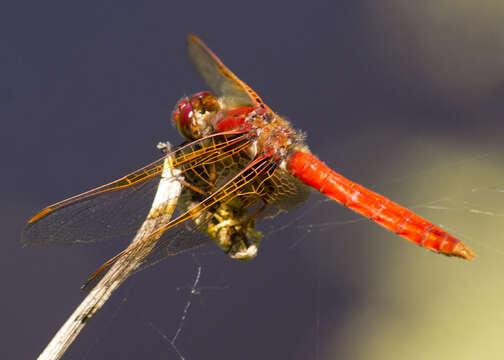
[[173, 100, 190, 126], [173, 99, 198, 140], [173, 92, 220, 140]]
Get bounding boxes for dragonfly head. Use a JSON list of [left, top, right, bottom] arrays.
[[173, 91, 220, 140]]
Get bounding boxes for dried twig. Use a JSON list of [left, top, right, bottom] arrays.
[[38, 149, 182, 360]]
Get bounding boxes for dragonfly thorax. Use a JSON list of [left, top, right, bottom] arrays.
[[173, 92, 307, 168]]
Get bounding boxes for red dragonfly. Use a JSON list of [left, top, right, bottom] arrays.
[[22, 35, 474, 288]]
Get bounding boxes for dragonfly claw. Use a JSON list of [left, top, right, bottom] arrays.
[[156, 141, 172, 154]]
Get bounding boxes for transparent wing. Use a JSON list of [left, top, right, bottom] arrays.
[[22, 131, 252, 246], [187, 34, 268, 109], [81, 155, 275, 289], [81, 155, 311, 290]]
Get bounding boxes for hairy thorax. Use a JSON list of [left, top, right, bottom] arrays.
[[173, 91, 307, 166]]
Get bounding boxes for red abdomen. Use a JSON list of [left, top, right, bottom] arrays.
[[287, 151, 475, 260]]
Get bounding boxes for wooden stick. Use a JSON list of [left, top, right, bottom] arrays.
[[38, 149, 182, 360]]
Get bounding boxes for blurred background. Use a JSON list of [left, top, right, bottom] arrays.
[[2, 1, 504, 359]]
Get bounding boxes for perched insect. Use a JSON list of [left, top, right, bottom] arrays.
[[22, 35, 474, 289]]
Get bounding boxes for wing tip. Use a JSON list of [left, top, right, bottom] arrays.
[[27, 207, 52, 224], [187, 34, 202, 46], [20, 219, 39, 246]]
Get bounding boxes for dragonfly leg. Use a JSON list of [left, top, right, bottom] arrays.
[[156, 141, 173, 154], [200, 201, 262, 260], [226, 201, 268, 260], [180, 179, 207, 196]]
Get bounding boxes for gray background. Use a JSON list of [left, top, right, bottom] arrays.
[[3, 1, 504, 359]]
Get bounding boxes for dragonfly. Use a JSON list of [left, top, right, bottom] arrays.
[[22, 35, 475, 290]]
